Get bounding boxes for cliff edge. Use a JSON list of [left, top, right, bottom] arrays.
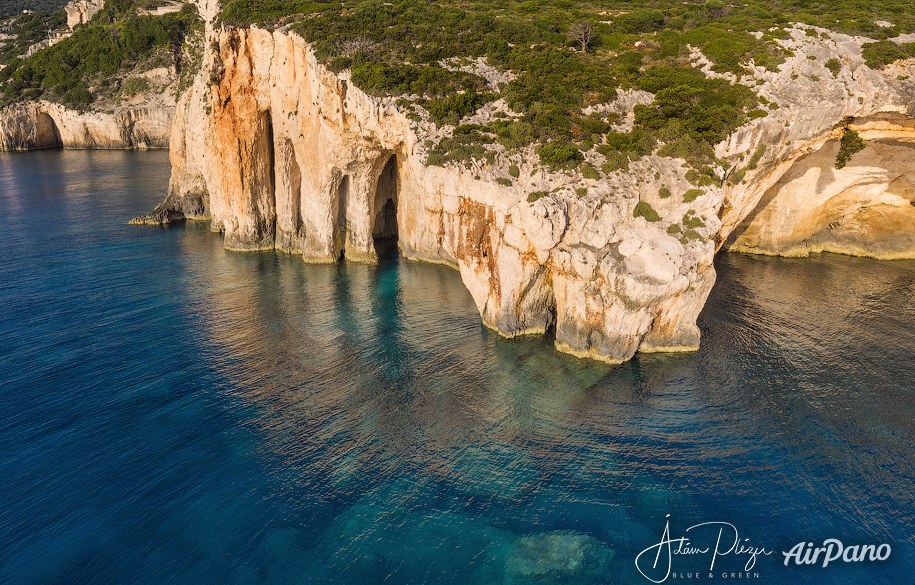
[[141, 17, 914, 363]]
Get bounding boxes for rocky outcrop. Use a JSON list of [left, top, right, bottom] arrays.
[[723, 115, 915, 259], [65, 0, 105, 29], [0, 101, 173, 151], [130, 16, 913, 363], [716, 27, 915, 259]]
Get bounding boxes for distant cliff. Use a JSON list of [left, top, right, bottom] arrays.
[[0, 0, 200, 150], [0, 100, 172, 150]]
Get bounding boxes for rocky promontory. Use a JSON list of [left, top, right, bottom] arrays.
[[139, 14, 914, 363]]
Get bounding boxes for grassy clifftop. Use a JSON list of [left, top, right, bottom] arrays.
[[0, 0, 203, 110], [216, 0, 915, 179]]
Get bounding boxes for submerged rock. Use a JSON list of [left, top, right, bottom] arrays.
[[503, 531, 615, 584]]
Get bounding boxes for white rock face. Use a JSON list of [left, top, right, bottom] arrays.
[[715, 26, 915, 259], [65, 0, 105, 29], [0, 101, 173, 150], [152, 26, 715, 363]]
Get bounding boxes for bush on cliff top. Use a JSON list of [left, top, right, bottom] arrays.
[[0, 3, 202, 109]]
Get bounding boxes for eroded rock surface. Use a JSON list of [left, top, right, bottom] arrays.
[[0, 101, 173, 151], [152, 26, 718, 363]]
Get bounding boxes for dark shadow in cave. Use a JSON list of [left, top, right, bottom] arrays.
[[372, 155, 399, 259], [336, 175, 350, 262]]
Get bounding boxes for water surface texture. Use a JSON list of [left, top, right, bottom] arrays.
[[1, 151, 912, 584]]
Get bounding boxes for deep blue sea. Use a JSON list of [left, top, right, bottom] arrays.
[[0, 150, 912, 585]]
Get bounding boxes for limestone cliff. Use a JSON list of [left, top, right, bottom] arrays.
[[146, 26, 718, 363], [0, 100, 173, 150], [65, 0, 105, 30], [716, 28, 915, 259], [145, 20, 915, 364]]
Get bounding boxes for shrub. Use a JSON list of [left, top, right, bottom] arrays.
[[424, 91, 492, 125], [0, 4, 202, 108], [581, 164, 601, 180], [601, 151, 631, 173], [538, 141, 583, 170], [658, 187, 672, 199], [220, 0, 327, 26], [508, 164, 520, 178], [686, 168, 718, 187], [746, 144, 766, 170], [835, 129, 865, 169], [121, 76, 150, 97], [683, 188, 704, 203], [528, 190, 549, 203], [426, 125, 493, 167], [633, 201, 661, 222], [683, 212, 705, 229], [634, 67, 757, 145], [611, 9, 665, 34], [861, 41, 915, 69], [824, 58, 841, 76], [496, 177, 512, 186]]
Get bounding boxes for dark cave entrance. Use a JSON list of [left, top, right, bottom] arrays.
[[372, 155, 399, 259], [34, 112, 62, 150], [254, 109, 277, 245], [336, 175, 350, 261]]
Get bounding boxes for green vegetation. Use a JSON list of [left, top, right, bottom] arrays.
[[683, 188, 704, 203], [0, 10, 66, 65], [0, 1, 202, 109], [426, 124, 494, 168], [213, 0, 822, 171], [538, 141, 583, 170], [682, 211, 705, 229], [633, 201, 661, 222], [658, 187, 671, 199], [120, 76, 150, 96], [7, 0, 913, 183], [528, 190, 549, 203], [746, 144, 766, 170], [581, 164, 600, 180], [0, 1, 68, 19], [835, 128, 865, 169], [862, 40, 915, 69]]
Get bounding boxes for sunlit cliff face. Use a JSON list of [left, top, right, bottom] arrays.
[[723, 116, 915, 259], [144, 15, 915, 363]]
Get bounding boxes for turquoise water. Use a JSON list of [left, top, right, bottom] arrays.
[[0, 150, 912, 584]]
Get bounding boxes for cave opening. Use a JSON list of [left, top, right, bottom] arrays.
[[372, 155, 399, 259], [254, 109, 277, 245], [336, 175, 350, 261], [34, 113, 62, 150]]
